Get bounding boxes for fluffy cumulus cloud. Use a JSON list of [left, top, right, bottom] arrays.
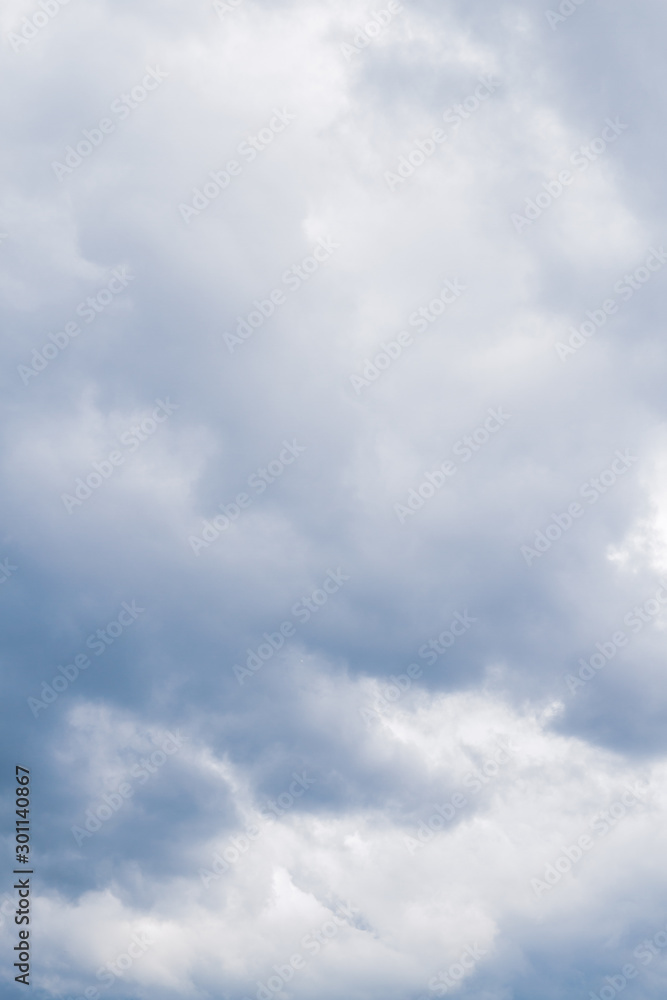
[[1, 0, 667, 997]]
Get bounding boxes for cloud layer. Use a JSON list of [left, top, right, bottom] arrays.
[[2, 0, 667, 997]]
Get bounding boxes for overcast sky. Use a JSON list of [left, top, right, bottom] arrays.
[[2, 0, 667, 998]]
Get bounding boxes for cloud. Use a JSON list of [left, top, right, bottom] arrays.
[[2, 0, 667, 996]]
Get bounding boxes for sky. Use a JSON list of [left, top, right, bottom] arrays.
[[2, 0, 667, 998]]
